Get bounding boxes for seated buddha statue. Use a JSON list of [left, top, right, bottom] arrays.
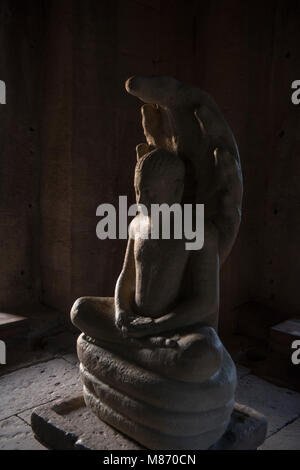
[[70, 76, 243, 450]]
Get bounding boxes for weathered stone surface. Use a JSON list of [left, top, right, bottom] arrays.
[[0, 358, 80, 420], [77, 336, 236, 414], [76, 334, 237, 449], [210, 403, 267, 450], [31, 394, 142, 450], [0, 306, 75, 378], [236, 374, 300, 437], [31, 396, 267, 450], [62, 352, 79, 365], [0, 347, 56, 379], [0, 416, 45, 450], [259, 417, 300, 450], [17, 409, 33, 426]]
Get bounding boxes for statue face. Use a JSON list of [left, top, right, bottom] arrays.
[[135, 171, 182, 210]]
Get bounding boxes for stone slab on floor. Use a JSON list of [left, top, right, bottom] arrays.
[[0, 312, 28, 330], [62, 352, 79, 366], [0, 358, 81, 421], [0, 416, 45, 450], [31, 394, 267, 450], [259, 417, 300, 450], [18, 409, 37, 426], [236, 373, 300, 437]]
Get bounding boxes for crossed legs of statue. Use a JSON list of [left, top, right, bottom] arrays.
[[71, 296, 223, 383]]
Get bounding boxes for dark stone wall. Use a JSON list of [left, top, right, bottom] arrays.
[[0, 1, 43, 309], [39, 0, 72, 312], [1, 0, 300, 335]]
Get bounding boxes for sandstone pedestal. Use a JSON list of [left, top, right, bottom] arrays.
[[31, 394, 267, 450], [77, 334, 237, 450]]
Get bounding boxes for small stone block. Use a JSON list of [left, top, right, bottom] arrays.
[[0, 312, 28, 330], [210, 403, 267, 450], [31, 394, 267, 450]]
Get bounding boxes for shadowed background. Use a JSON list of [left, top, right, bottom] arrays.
[[0, 0, 299, 337]]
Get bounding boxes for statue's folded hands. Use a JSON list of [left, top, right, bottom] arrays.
[[114, 308, 136, 336], [117, 314, 155, 338], [124, 294, 218, 339]]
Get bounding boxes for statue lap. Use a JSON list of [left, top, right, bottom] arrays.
[[71, 296, 227, 383]]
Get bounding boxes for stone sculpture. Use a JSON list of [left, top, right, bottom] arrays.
[[71, 75, 243, 449]]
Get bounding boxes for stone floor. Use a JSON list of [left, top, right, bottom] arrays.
[[0, 349, 299, 450]]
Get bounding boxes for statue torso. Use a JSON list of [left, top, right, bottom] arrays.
[[133, 231, 189, 318]]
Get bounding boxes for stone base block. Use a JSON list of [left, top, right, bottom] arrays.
[[31, 394, 267, 450]]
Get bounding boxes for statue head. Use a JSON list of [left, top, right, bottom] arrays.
[[134, 148, 185, 209]]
